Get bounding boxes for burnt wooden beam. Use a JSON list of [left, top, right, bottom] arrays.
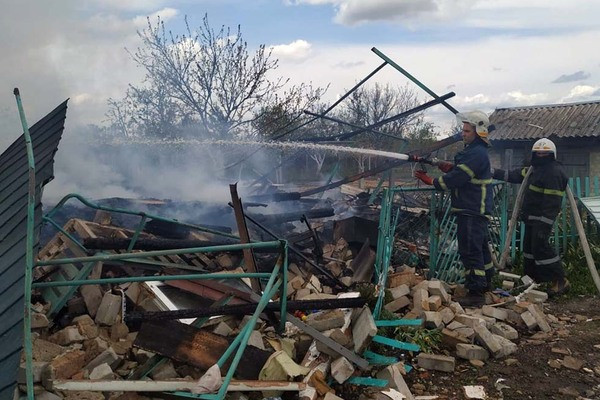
[[246, 192, 302, 202], [248, 207, 334, 225], [126, 297, 367, 323], [229, 183, 261, 292], [134, 320, 271, 380]]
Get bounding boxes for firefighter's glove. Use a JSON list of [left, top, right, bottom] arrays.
[[437, 161, 454, 173], [414, 170, 433, 185]]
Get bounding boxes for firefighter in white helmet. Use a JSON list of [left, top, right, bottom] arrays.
[[415, 110, 494, 307], [492, 138, 569, 295]]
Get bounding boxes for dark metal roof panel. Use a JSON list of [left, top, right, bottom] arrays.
[[0, 100, 67, 400], [489, 100, 600, 141]]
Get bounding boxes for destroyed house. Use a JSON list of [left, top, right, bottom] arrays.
[[488, 99, 600, 177]]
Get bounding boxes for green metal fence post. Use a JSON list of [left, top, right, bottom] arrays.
[[429, 192, 438, 275], [14, 88, 36, 400]]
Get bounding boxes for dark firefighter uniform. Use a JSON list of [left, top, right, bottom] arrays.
[[433, 139, 494, 294], [492, 161, 568, 284]]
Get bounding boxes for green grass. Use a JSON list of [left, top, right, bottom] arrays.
[[501, 243, 598, 299], [561, 243, 599, 297]]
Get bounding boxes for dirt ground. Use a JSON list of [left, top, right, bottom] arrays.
[[405, 296, 600, 400]]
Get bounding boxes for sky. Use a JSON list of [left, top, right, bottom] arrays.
[[1, 0, 600, 148]]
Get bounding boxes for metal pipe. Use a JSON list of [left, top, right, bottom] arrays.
[[36, 241, 281, 267], [336, 92, 455, 141], [13, 88, 36, 400], [303, 110, 407, 142], [45, 193, 238, 239], [280, 244, 289, 331], [301, 92, 455, 143], [371, 47, 458, 114], [127, 215, 148, 252], [222, 61, 388, 171], [215, 264, 283, 399], [42, 216, 87, 251]]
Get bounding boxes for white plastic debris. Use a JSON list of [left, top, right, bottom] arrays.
[[191, 364, 222, 394]]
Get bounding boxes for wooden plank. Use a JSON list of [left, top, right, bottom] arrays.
[[134, 320, 271, 380], [52, 379, 305, 392], [73, 219, 98, 239], [38, 219, 76, 260], [230, 184, 260, 292]]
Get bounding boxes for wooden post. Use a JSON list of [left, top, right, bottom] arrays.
[[565, 186, 600, 295], [229, 184, 261, 293], [498, 167, 533, 270]]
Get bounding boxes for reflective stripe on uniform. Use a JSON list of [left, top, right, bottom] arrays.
[[438, 176, 448, 190], [528, 184, 565, 197], [535, 255, 561, 266], [521, 168, 527, 177], [471, 178, 493, 184], [474, 269, 486, 277], [523, 253, 534, 259], [480, 184, 487, 214], [484, 262, 494, 270], [457, 163, 475, 178], [528, 215, 554, 225]]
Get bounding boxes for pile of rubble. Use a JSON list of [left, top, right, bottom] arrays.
[[22, 208, 559, 400]]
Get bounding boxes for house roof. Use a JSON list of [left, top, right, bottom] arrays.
[[489, 100, 600, 141], [0, 100, 67, 398]]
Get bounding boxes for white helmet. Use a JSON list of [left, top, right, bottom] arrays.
[[456, 110, 490, 144], [531, 138, 557, 158]]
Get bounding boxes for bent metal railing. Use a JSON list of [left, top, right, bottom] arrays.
[[17, 93, 289, 400]]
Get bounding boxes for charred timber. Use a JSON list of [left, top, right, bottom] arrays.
[[126, 297, 367, 323], [246, 192, 302, 202], [249, 207, 334, 224], [82, 237, 277, 253]]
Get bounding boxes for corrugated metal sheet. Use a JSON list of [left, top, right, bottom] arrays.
[[0, 100, 68, 400], [580, 196, 600, 225], [489, 100, 600, 141]]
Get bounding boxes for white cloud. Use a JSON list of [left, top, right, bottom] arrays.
[[505, 91, 548, 105], [334, 0, 437, 26], [561, 85, 600, 102], [92, 0, 171, 12], [462, 94, 491, 105], [270, 40, 312, 61], [132, 7, 179, 28], [290, 0, 600, 30]]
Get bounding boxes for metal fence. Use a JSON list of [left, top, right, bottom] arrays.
[[377, 177, 600, 285]]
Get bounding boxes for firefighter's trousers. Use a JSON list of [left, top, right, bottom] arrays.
[[456, 214, 494, 294], [522, 221, 565, 283]]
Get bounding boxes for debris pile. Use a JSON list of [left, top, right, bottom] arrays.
[[21, 206, 565, 400]]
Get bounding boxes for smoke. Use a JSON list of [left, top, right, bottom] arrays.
[[44, 129, 236, 205]]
